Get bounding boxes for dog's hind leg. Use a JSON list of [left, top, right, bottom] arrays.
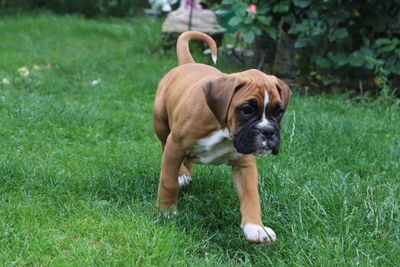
[[178, 159, 192, 187], [153, 108, 170, 151]]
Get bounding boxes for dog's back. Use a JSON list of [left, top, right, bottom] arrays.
[[153, 32, 221, 145]]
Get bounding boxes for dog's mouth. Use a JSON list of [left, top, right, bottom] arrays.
[[235, 137, 279, 156], [233, 126, 280, 155], [253, 149, 272, 157], [252, 141, 278, 157]]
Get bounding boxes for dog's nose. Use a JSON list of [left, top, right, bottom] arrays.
[[259, 126, 275, 138]]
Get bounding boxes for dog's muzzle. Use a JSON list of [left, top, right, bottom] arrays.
[[233, 120, 281, 155], [253, 124, 280, 157]]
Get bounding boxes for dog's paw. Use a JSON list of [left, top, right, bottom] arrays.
[[178, 175, 192, 187], [163, 210, 178, 218], [241, 224, 276, 245]]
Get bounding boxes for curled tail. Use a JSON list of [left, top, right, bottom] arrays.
[[176, 31, 218, 65]]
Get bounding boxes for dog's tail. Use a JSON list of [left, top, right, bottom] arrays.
[[177, 31, 218, 65]]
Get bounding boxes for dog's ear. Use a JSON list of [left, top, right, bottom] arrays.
[[203, 76, 242, 126], [276, 78, 292, 110]]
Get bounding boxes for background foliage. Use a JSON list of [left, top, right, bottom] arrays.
[[2, 0, 399, 92], [219, 0, 400, 91]]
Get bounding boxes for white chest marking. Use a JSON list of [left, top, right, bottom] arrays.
[[257, 90, 271, 128], [188, 129, 242, 165]]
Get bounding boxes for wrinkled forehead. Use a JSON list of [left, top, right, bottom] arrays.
[[232, 71, 281, 107]]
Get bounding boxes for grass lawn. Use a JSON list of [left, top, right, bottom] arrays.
[[0, 13, 399, 266]]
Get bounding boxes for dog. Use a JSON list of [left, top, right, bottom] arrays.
[[153, 31, 291, 244]]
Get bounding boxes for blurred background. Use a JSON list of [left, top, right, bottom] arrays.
[[2, 0, 399, 97]]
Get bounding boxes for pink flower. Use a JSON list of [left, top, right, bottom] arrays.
[[246, 4, 256, 14]]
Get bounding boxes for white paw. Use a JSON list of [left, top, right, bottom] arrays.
[[163, 210, 178, 218], [241, 224, 276, 245], [178, 175, 192, 187]]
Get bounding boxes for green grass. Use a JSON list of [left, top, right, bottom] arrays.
[[0, 13, 399, 266]]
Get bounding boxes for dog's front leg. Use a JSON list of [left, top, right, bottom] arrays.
[[231, 155, 276, 245], [157, 135, 184, 212]]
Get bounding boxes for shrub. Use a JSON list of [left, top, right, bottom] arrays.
[[218, 0, 400, 91]]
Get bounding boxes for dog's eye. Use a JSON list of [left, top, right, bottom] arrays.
[[238, 104, 254, 118], [275, 108, 284, 120]]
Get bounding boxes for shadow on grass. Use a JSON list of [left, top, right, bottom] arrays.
[[85, 161, 282, 260], [152, 165, 281, 260], [0, 152, 282, 263]]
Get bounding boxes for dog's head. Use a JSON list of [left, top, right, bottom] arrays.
[[203, 69, 291, 156]]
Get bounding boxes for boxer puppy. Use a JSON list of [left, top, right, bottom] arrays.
[[153, 31, 291, 244]]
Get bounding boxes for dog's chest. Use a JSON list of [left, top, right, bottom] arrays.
[[187, 129, 243, 165]]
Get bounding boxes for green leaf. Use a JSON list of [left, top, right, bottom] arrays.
[[293, 0, 311, 8], [389, 63, 400, 74], [222, 0, 236, 4], [228, 16, 243, 27], [294, 38, 308, 48], [289, 22, 310, 34], [243, 16, 252, 24], [328, 28, 348, 41], [235, 7, 246, 17], [243, 31, 255, 43], [336, 28, 348, 39], [273, 3, 289, 13], [375, 38, 392, 46], [381, 44, 396, 53], [252, 26, 262, 35], [321, 75, 340, 85], [265, 26, 277, 40], [257, 16, 271, 25], [316, 58, 332, 68], [349, 51, 365, 67], [109, 0, 118, 7], [327, 52, 348, 66]]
